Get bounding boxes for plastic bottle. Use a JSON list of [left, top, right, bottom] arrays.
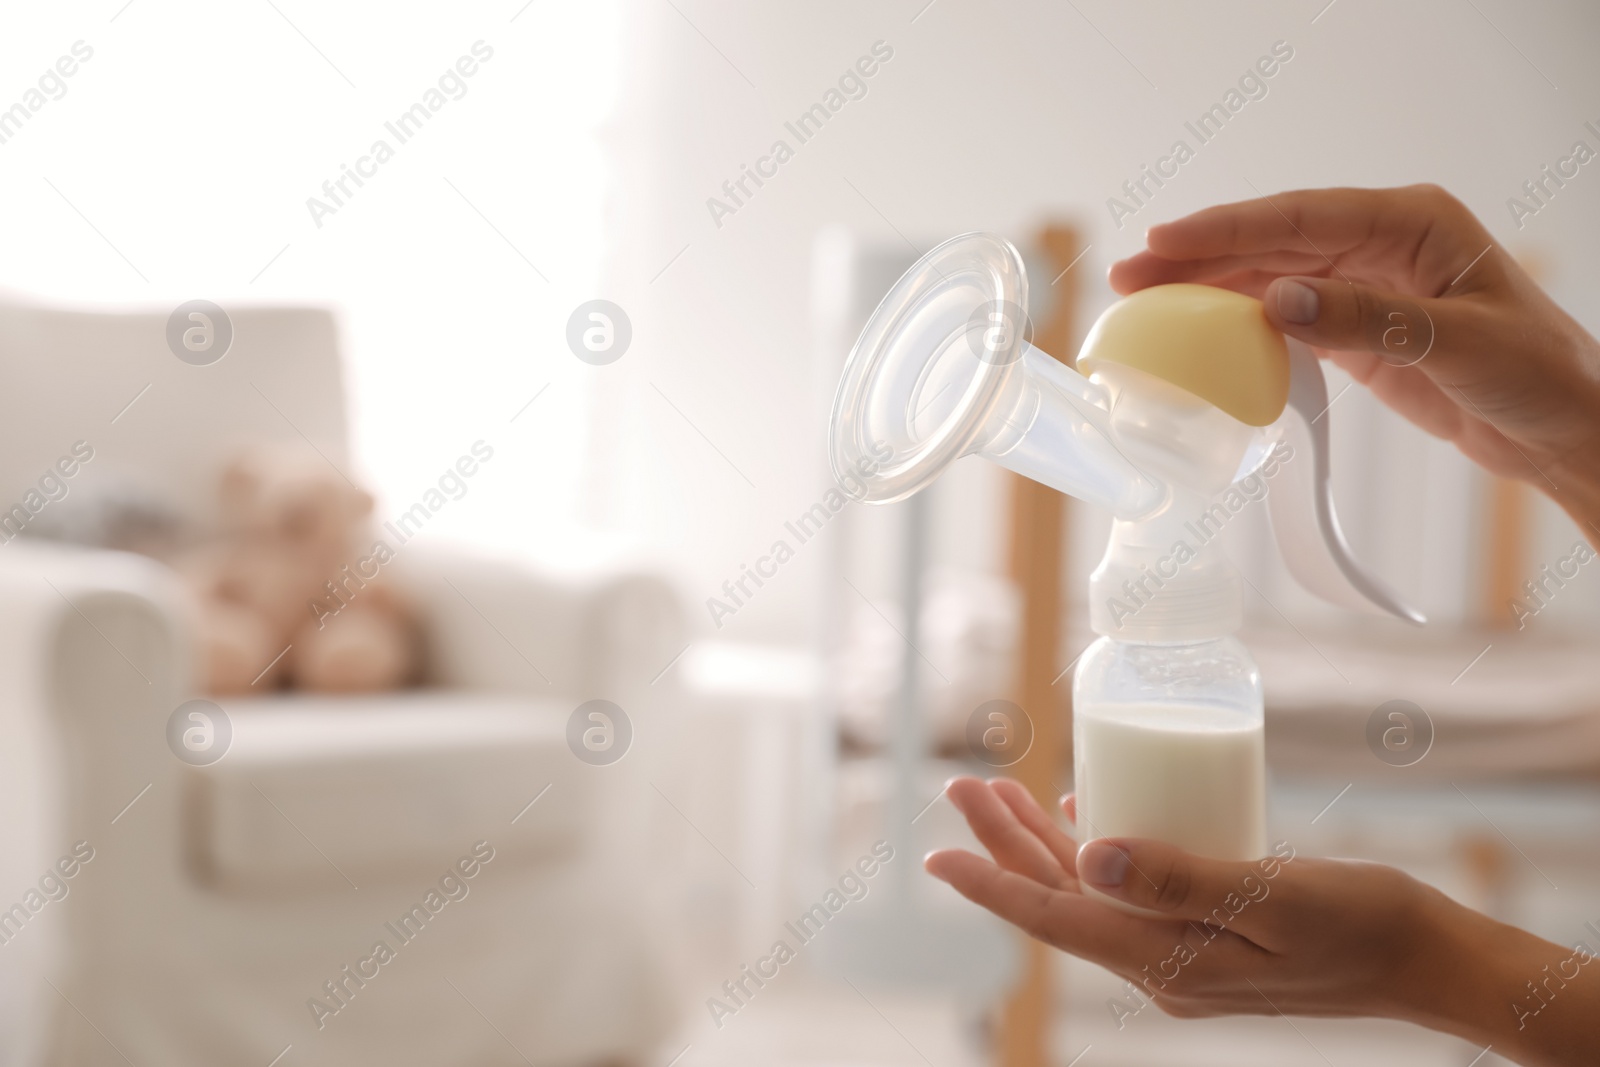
[[1073, 636, 1265, 911]]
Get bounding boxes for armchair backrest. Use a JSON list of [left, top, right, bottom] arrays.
[[0, 298, 349, 532]]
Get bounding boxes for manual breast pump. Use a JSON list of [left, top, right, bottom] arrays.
[[827, 233, 1423, 909]]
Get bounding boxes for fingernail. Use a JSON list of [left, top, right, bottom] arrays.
[[1277, 279, 1319, 324], [1079, 843, 1131, 888]]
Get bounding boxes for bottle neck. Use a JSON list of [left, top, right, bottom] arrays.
[[1088, 488, 1243, 642]]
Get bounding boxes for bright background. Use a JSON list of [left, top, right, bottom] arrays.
[[3, 3, 1600, 1065], [3, 0, 1598, 639]]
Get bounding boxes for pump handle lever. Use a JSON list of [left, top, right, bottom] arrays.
[[1265, 339, 1426, 624]]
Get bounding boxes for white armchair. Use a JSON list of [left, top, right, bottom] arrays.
[[0, 298, 685, 1066]]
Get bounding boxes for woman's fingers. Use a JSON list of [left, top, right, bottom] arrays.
[[1261, 274, 1559, 454], [924, 848, 1181, 970], [1075, 838, 1277, 942], [1116, 185, 1493, 298], [1143, 186, 1442, 263], [1110, 249, 1339, 294], [926, 847, 1284, 1003], [1059, 792, 1076, 825], [943, 777, 1070, 888], [989, 778, 1079, 884], [1261, 274, 1468, 377]]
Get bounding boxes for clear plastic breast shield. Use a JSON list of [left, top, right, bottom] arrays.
[[827, 231, 1424, 625]]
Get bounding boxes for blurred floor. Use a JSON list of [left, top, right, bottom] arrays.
[[653, 963, 1507, 1067], [661, 975, 985, 1067], [1057, 954, 1508, 1067]]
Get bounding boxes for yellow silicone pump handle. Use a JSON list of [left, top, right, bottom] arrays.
[[1077, 283, 1290, 428]]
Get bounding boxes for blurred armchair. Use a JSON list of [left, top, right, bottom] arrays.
[[0, 298, 684, 1066]]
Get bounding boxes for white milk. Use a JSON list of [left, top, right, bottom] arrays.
[[1074, 701, 1265, 908]]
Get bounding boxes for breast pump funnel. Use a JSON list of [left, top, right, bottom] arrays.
[[828, 230, 1425, 628], [828, 232, 1166, 519]]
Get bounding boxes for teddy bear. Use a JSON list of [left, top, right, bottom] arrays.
[[185, 448, 418, 695]]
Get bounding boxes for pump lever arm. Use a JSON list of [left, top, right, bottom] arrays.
[[1264, 339, 1426, 624]]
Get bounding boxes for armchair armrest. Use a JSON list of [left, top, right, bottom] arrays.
[[392, 544, 688, 696], [0, 540, 188, 1062], [0, 539, 190, 806]]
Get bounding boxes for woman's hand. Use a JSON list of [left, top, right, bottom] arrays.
[[1108, 185, 1600, 535], [925, 777, 1600, 1066]]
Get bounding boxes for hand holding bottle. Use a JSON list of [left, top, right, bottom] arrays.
[[1109, 184, 1600, 537], [926, 777, 1600, 1066]]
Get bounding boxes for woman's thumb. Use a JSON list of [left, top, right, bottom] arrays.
[[1077, 837, 1278, 926], [1265, 275, 1442, 369]]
